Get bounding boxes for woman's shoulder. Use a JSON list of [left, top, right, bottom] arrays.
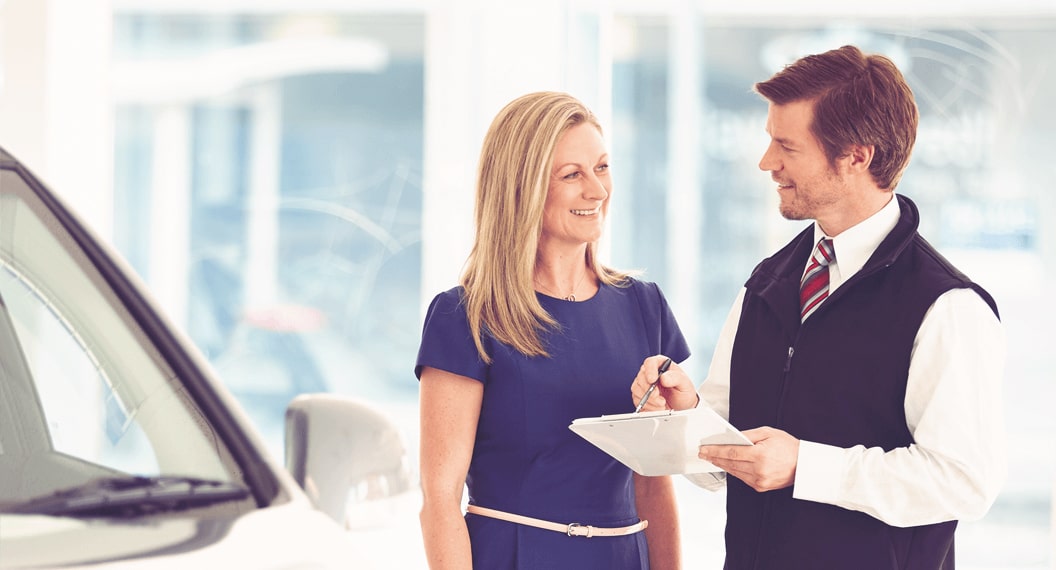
[[424, 286, 468, 318], [618, 276, 661, 295], [432, 285, 466, 303], [621, 276, 653, 288], [607, 276, 674, 308]]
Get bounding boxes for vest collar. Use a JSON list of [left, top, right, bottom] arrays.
[[744, 194, 922, 331]]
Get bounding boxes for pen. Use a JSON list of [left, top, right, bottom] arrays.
[[634, 356, 673, 413]]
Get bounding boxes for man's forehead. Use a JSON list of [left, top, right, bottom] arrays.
[[766, 101, 814, 139]]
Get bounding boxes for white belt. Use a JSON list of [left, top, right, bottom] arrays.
[[466, 505, 648, 538]]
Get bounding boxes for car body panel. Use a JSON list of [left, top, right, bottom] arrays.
[[0, 501, 371, 569]]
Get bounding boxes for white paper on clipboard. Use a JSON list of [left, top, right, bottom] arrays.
[[568, 405, 752, 476]]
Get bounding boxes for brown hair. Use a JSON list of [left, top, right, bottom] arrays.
[[460, 91, 631, 363], [754, 45, 919, 190]]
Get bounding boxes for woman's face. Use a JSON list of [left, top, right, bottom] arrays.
[[540, 123, 611, 249]]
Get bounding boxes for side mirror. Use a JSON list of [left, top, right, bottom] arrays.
[[284, 394, 414, 529]]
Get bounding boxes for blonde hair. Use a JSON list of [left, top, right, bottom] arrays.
[[460, 91, 631, 363]]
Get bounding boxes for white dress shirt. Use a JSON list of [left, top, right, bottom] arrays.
[[689, 194, 1008, 528]]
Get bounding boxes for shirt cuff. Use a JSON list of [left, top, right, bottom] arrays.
[[792, 441, 846, 504]]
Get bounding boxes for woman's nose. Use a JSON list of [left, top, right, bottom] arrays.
[[586, 174, 609, 199]]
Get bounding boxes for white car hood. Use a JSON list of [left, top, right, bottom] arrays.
[[0, 501, 378, 569]]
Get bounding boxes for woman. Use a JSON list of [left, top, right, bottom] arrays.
[[416, 91, 689, 569]]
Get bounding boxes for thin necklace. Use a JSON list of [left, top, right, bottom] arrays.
[[535, 271, 589, 302]]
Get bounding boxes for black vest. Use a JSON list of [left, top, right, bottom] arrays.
[[725, 195, 998, 570]]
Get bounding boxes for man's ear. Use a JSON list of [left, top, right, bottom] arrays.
[[845, 144, 874, 173]]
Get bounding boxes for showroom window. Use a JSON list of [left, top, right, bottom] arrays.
[[111, 11, 425, 458]]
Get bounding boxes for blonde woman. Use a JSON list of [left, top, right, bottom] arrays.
[[416, 92, 688, 569]]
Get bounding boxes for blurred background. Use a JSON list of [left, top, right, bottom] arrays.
[[1, 0, 1053, 567]]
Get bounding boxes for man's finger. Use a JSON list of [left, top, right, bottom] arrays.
[[700, 444, 749, 462], [739, 427, 775, 444]]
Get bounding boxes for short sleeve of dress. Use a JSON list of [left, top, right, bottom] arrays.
[[634, 280, 691, 363], [414, 287, 488, 383]]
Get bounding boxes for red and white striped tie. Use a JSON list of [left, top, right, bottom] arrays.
[[800, 238, 835, 321]]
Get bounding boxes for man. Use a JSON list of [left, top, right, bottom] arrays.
[[632, 45, 1005, 569]]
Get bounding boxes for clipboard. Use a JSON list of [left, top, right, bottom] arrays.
[[568, 405, 752, 476]]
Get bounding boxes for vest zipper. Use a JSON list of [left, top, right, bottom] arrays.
[[751, 345, 796, 569]]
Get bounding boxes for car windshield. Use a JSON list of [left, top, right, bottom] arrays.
[[0, 167, 247, 513]]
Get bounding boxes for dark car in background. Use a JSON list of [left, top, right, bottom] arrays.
[[0, 145, 412, 568]]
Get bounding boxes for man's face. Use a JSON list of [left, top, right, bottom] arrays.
[[758, 99, 848, 222]]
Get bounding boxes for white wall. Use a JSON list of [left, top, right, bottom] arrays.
[[0, 0, 113, 238]]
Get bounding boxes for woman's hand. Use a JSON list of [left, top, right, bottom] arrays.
[[630, 355, 699, 412]]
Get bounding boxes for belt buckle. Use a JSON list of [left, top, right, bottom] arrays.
[[566, 523, 593, 538]]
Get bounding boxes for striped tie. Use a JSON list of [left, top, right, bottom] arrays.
[[800, 238, 835, 321]]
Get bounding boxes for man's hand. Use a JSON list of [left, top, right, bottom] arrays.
[[700, 427, 800, 492], [630, 355, 698, 411]]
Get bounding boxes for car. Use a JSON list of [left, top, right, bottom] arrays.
[[0, 145, 413, 568]]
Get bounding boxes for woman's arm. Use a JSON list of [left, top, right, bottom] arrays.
[[634, 473, 682, 570], [419, 366, 485, 569]]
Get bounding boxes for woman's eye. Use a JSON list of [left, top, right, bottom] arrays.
[[563, 171, 580, 180], [596, 163, 609, 173]]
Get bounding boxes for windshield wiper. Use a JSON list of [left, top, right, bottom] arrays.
[[2, 475, 251, 518]]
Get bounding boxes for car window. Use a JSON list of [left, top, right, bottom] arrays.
[[1, 266, 158, 475], [0, 170, 240, 506]]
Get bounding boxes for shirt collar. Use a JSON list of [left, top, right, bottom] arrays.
[[811, 193, 900, 289]]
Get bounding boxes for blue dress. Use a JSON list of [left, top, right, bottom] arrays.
[[415, 279, 690, 569]]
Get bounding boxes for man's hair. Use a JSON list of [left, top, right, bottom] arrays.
[[460, 91, 629, 363], [754, 45, 919, 190]]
